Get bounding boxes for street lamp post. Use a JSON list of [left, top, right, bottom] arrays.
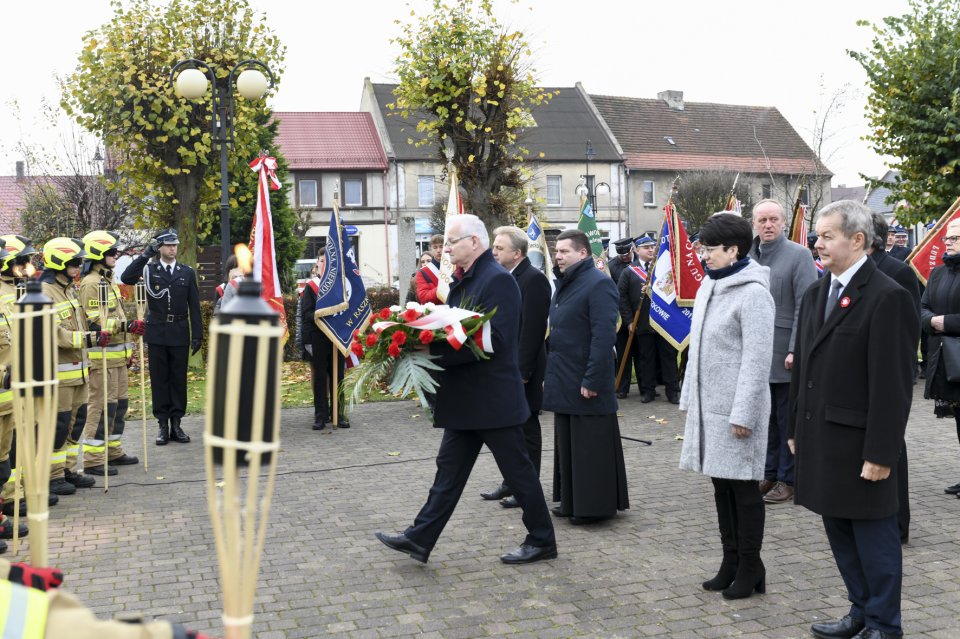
[[170, 59, 275, 276], [576, 139, 611, 232]]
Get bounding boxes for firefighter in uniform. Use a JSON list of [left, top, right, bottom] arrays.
[[78, 231, 144, 476], [120, 229, 201, 445], [0, 558, 218, 639], [40, 237, 110, 496], [0, 240, 29, 551], [0, 235, 59, 518]]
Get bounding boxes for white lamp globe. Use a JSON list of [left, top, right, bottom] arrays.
[[175, 68, 208, 99], [236, 69, 269, 100]]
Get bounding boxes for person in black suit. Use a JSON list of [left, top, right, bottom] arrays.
[[120, 229, 202, 445], [375, 214, 556, 565], [480, 226, 551, 508], [617, 235, 658, 401], [868, 212, 921, 545], [788, 201, 918, 639]]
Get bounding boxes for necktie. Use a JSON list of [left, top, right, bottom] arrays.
[[166, 265, 173, 276], [824, 279, 842, 321]]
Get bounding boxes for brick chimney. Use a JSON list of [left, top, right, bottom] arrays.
[[15, 161, 24, 182], [658, 90, 684, 111]]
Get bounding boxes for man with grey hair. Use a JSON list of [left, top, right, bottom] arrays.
[[376, 214, 557, 565], [481, 226, 551, 507], [788, 200, 917, 639], [748, 198, 818, 505]]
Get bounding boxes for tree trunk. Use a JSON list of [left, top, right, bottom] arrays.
[[170, 173, 200, 267]]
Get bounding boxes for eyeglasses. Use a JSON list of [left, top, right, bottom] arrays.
[[444, 235, 474, 248], [944, 236, 960, 244], [696, 244, 725, 257]]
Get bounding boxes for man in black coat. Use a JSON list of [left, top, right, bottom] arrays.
[[480, 226, 551, 508], [375, 214, 556, 565], [788, 201, 918, 639], [868, 212, 921, 546], [120, 229, 201, 445], [616, 235, 658, 401]]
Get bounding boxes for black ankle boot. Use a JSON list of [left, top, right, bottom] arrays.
[[155, 419, 169, 445], [170, 417, 190, 443], [721, 559, 765, 599]]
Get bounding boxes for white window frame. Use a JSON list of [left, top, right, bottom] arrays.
[[546, 175, 562, 206], [418, 175, 435, 208], [343, 177, 364, 207], [642, 180, 656, 207], [298, 179, 318, 208]]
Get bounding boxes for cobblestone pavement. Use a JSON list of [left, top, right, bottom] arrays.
[[13, 386, 960, 638]]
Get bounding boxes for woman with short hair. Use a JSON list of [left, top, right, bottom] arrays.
[[679, 213, 776, 600]]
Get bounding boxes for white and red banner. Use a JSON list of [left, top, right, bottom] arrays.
[[666, 203, 704, 307], [436, 166, 463, 303], [248, 155, 287, 340], [908, 195, 960, 285], [372, 304, 494, 354], [628, 264, 648, 282]]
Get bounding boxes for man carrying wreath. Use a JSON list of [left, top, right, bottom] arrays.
[[375, 214, 557, 565]]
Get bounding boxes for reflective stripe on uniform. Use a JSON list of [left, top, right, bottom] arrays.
[[5, 467, 16, 484], [88, 343, 131, 360], [108, 439, 121, 448], [50, 450, 67, 466], [0, 389, 11, 404], [0, 580, 49, 639], [83, 441, 106, 454], [57, 361, 88, 382], [66, 443, 82, 460]]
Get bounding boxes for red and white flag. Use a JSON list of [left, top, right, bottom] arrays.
[[249, 155, 288, 341], [908, 195, 960, 285], [666, 203, 704, 307]]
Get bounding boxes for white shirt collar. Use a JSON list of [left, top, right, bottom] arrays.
[[161, 259, 177, 271], [830, 253, 868, 294]]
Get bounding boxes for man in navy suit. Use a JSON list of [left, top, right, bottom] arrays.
[[121, 229, 201, 446], [789, 201, 917, 639], [375, 214, 556, 565]]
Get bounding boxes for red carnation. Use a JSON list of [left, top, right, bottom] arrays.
[[418, 329, 434, 345], [379, 307, 392, 319], [365, 333, 377, 347], [401, 308, 421, 322], [391, 330, 408, 345], [351, 342, 364, 357], [388, 343, 401, 358]]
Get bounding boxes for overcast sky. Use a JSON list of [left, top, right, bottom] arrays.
[[4, 0, 913, 185]]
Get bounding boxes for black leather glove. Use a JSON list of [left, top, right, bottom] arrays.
[[143, 239, 159, 259], [191, 339, 202, 356], [1, 366, 9, 390]]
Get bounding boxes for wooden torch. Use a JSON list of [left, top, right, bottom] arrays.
[[204, 244, 282, 639], [135, 281, 148, 471], [10, 280, 58, 567]]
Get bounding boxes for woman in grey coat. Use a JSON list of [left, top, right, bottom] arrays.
[[678, 214, 775, 600]]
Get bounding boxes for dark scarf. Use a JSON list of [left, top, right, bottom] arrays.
[[943, 252, 960, 269], [705, 257, 752, 280]]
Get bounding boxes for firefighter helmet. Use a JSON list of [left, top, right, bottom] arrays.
[[82, 230, 121, 261], [0, 234, 38, 272], [42, 237, 87, 271]]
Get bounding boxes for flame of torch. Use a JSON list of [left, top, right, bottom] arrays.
[[23, 263, 36, 278], [234, 244, 253, 277]]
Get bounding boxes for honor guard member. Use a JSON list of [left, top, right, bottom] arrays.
[[0, 240, 29, 550], [41, 238, 111, 497], [120, 229, 202, 445], [0, 236, 59, 517], [77, 231, 144, 477], [0, 558, 219, 639], [608, 238, 636, 399]]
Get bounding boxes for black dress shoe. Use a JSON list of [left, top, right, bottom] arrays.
[[374, 531, 430, 563], [336, 417, 350, 429], [616, 391, 628, 399], [811, 615, 866, 639], [550, 506, 570, 517], [667, 392, 680, 405], [480, 484, 512, 500], [500, 543, 558, 564], [111, 454, 139, 465], [156, 420, 169, 446], [85, 464, 118, 476], [312, 420, 330, 431], [851, 628, 902, 639], [170, 418, 191, 443], [500, 496, 519, 508], [640, 391, 655, 403], [50, 478, 76, 496], [945, 482, 960, 494], [570, 516, 605, 525]]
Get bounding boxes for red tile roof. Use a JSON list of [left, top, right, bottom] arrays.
[[0, 176, 30, 232], [590, 94, 830, 177], [273, 112, 387, 171]]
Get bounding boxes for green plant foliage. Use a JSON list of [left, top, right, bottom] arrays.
[[61, 0, 286, 264], [849, 0, 960, 223], [390, 0, 551, 227]]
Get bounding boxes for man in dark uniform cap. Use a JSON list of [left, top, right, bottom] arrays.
[[120, 229, 202, 445], [608, 238, 636, 399], [616, 235, 658, 401]]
